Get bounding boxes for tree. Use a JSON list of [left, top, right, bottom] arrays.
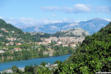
[[12, 66, 19, 73], [40, 62, 47, 66]]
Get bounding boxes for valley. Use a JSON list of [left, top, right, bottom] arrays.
[[0, 19, 88, 62], [2, 22, 111, 74], [0, 0, 110, 74]]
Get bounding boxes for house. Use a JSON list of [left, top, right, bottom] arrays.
[[0, 34, 3, 37], [6, 37, 16, 41], [6, 42, 14, 46], [2, 69, 13, 73], [0, 50, 5, 54], [14, 48, 22, 52], [16, 43, 22, 45], [1, 28, 8, 33], [45, 63, 58, 70]]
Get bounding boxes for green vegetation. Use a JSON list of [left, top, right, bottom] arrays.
[[55, 22, 111, 73], [8, 22, 111, 74], [0, 19, 37, 42]]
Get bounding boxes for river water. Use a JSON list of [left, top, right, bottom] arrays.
[[0, 54, 70, 71]]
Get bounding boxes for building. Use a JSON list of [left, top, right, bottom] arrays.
[[0, 50, 5, 54]]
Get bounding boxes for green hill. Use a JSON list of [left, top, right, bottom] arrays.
[[0, 19, 38, 43], [55, 22, 111, 74]]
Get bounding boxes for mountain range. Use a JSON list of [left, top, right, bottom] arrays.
[[16, 18, 109, 34]]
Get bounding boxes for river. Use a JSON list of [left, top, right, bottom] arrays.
[[0, 54, 70, 71]]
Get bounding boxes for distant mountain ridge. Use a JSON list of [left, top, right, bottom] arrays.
[[22, 22, 71, 33], [77, 18, 109, 34], [16, 18, 109, 34]]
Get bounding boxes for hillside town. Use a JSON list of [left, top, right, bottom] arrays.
[[37, 36, 85, 47]]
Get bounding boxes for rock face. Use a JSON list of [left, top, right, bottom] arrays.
[[53, 28, 89, 37], [60, 28, 89, 37]]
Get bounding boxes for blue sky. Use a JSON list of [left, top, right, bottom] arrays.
[[0, 0, 111, 27]]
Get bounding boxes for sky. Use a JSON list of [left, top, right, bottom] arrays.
[[0, 0, 111, 27]]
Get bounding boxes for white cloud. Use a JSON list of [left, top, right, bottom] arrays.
[[42, 4, 90, 13], [51, 26, 57, 29], [5, 18, 39, 29], [96, 6, 111, 13], [42, 7, 60, 11], [51, 14, 57, 17], [42, 4, 111, 14], [104, 18, 111, 22], [40, 19, 63, 24], [69, 22, 78, 26], [3, 17, 74, 29], [74, 4, 90, 12], [0, 16, 3, 19]]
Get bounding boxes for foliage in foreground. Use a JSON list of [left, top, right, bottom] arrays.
[[55, 22, 111, 74]]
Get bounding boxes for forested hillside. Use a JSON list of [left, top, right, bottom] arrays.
[[55, 22, 111, 74], [0, 19, 39, 43]]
